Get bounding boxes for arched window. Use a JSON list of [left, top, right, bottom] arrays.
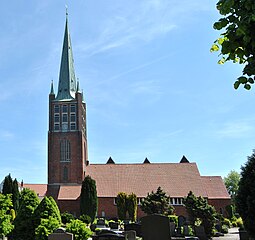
[[63, 166, 68, 181], [60, 139, 71, 162]]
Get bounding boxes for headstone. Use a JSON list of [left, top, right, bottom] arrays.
[[169, 222, 176, 237], [124, 223, 142, 237], [48, 227, 73, 240], [178, 215, 186, 228], [141, 214, 171, 240], [183, 225, 189, 236], [215, 220, 222, 233], [92, 233, 125, 240], [109, 222, 119, 230], [124, 230, 136, 240], [97, 219, 106, 226], [194, 225, 207, 240]]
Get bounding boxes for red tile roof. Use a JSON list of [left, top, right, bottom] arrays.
[[201, 176, 230, 199], [23, 184, 47, 197], [58, 185, 81, 200], [85, 163, 208, 198]]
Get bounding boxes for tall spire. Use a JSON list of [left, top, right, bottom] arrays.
[[56, 11, 77, 100]]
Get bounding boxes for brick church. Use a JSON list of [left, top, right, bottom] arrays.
[[23, 14, 231, 219]]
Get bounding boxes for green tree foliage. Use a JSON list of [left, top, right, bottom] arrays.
[[224, 170, 240, 204], [236, 150, 255, 237], [0, 193, 14, 238], [126, 193, 137, 222], [212, 0, 255, 90], [61, 212, 75, 224], [80, 176, 98, 222], [183, 191, 217, 238], [12, 188, 40, 240], [2, 174, 20, 211], [66, 219, 93, 240], [33, 196, 61, 229], [116, 192, 127, 220], [35, 217, 60, 240], [140, 186, 174, 216]]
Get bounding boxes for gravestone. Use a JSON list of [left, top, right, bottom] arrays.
[[141, 214, 171, 240], [176, 215, 186, 236], [97, 219, 106, 226], [109, 222, 119, 230], [194, 225, 207, 240], [48, 227, 73, 240], [183, 225, 189, 236], [124, 230, 136, 240], [124, 223, 142, 237], [169, 222, 176, 237]]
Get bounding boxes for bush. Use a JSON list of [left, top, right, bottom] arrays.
[[235, 217, 243, 228], [66, 219, 92, 240], [80, 214, 92, 224], [223, 218, 231, 228], [221, 225, 228, 234], [168, 215, 178, 225], [61, 212, 75, 224]]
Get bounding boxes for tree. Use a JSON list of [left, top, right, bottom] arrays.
[[183, 191, 217, 238], [224, 170, 240, 204], [116, 192, 127, 220], [140, 186, 174, 216], [35, 217, 60, 240], [0, 193, 14, 238], [33, 196, 61, 230], [12, 188, 40, 240], [236, 150, 255, 237], [126, 193, 137, 222], [211, 0, 255, 90], [2, 174, 20, 211], [80, 176, 98, 222], [66, 219, 92, 240]]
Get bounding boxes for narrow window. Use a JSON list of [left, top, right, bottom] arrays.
[[54, 105, 60, 113], [60, 139, 71, 162], [70, 123, 76, 130], [54, 114, 60, 122], [62, 105, 68, 113], [62, 113, 68, 122], [70, 104, 76, 112], [70, 113, 76, 122], [54, 123, 60, 131], [63, 166, 68, 181]]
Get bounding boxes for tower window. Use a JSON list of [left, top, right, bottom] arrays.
[[70, 105, 76, 113], [62, 105, 68, 113], [62, 113, 68, 122], [70, 113, 76, 122], [54, 105, 60, 113], [60, 139, 71, 162], [63, 166, 68, 181], [54, 114, 60, 122], [54, 123, 60, 131], [70, 123, 76, 130]]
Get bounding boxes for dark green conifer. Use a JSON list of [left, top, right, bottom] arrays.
[[80, 175, 98, 221]]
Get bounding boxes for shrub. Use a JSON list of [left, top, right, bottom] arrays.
[[223, 218, 231, 228], [80, 214, 92, 224], [235, 217, 243, 228], [61, 212, 75, 224], [168, 215, 178, 225], [35, 217, 60, 240], [221, 225, 228, 234], [66, 219, 92, 240]]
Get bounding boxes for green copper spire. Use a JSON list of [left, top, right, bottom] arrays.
[[56, 12, 77, 100]]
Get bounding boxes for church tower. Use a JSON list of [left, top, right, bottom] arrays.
[[48, 13, 88, 190]]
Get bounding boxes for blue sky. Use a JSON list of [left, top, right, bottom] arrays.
[[0, 0, 254, 184]]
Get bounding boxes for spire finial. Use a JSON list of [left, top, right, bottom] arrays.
[[65, 5, 68, 16], [50, 80, 55, 95]]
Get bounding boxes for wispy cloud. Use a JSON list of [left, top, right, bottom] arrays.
[[0, 130, 14, 140], [216, 120, 255, 138]]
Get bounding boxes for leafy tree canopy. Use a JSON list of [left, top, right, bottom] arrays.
[[236, 150, 255, 237], [183, 191, 217, 238], [12, 188, 40, 240], [0, 193, 14, 237], [224, 170, 240, 203], [212, 0, 255, 90], [140, 186, 174, 216]]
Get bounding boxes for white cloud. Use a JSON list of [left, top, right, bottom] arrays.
[[0, 130, 14, 140]]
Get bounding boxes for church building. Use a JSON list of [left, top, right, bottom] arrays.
[[24, 14, 231, 219]]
